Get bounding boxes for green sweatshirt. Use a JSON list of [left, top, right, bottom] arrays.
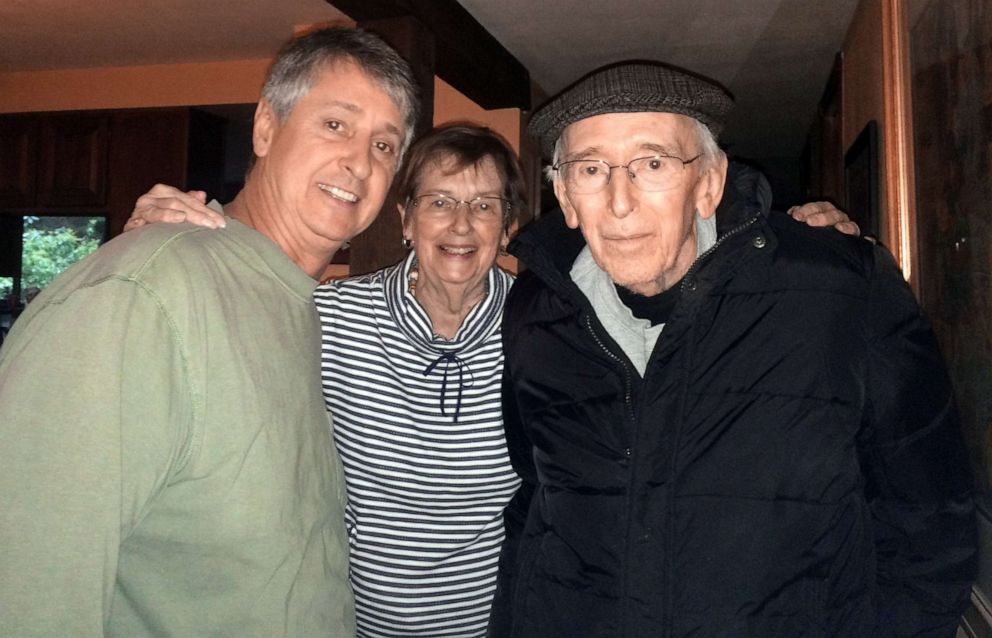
[[0, 219, 354, 636]]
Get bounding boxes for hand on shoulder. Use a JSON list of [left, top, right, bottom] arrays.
[[124, 184, 225, 232]]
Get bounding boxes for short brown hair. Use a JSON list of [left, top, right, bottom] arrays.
[[395, 124, 526, 231]]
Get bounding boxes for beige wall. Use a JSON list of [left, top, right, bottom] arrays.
[[841, 0, 888, 238], [0, 63, 523, 154], [842, 1, 885, 151], [433, 77, 521, 151], [0, 60, 271, 113]]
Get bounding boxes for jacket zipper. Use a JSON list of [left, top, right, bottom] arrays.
[[679, 210, 762, 295], [662, 208, 763, 638], [585, 314, 636, 638], [584, 315, 635, 421]]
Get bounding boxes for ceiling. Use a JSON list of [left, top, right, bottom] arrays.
[[458, 0, 861, 158], [1, 0, 860, 159]]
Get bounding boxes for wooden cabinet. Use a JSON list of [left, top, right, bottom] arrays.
[[37, 114, 109, 208], [0, 114, 110, 210], [0, 116, 39, 209], [0, 108, 227, 236], [0, 107, 233, 303]]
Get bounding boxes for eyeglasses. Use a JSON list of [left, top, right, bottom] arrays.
[[553, 154, 702, 194], [409, 194, 508, 221]]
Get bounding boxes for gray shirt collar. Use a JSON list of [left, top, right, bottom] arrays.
[[570, 212, 717, 376]]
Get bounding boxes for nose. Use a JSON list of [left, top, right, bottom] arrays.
[[448, 202, 473, 234], [341, 135, 373, 180], [607, 166, 636, 219]]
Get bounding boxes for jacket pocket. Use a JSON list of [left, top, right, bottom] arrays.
[[510, 528, 550, 635]]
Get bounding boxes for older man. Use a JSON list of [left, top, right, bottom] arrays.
[[490, 62, 976, 637], [0, 28, 417, 636]]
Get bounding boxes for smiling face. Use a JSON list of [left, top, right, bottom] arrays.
[[252, 59, 405, 257], [554, 111, 727, 296], [400, 156, 508, 299]]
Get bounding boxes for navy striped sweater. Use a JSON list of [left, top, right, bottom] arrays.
[[313, 252, 520, 638]]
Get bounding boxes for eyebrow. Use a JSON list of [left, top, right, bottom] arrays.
[[564, 146, 601, 161], [324, 100, 361, 114], [323, 100, 403, 140], [381, 122, 403, 140], [565, 142, 684, 162], [639, 142, 683, 156], [417, 189, 503, 199]]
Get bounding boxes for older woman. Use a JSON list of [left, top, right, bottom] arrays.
[[127, 124, 856, 637], [313, 126, 522, 637]]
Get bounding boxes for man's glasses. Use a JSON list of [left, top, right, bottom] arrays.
[[553, 154, 702, 194], [409, 194, 508, 221]]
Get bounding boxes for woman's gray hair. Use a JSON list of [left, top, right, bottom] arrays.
[[545, 117, 725, 183], [261, 26, 420, 157]]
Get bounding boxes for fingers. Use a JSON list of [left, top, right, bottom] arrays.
[[789, 201, 838, 225], [835, 220, 861, 237], [126, 184, 225, 231], [122, 217, 148, 232], [170, 189, 224, 228], [788, 202, 862, 237]]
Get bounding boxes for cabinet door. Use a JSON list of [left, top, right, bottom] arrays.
[[0, 116, 39, 209], [37, 114, 109, 208], [106, 109, 190, 237]]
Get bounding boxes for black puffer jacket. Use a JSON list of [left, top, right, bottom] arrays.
[[490, 164, 976, 637]]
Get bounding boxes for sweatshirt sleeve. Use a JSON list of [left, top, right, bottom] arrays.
[[0, 277, 193, 636], [861, 246, 977, 637]]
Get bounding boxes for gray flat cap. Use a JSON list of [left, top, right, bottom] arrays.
[[527, 61, 734, 158]]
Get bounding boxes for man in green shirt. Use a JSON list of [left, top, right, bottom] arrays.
[[0, 27, 418, 636]]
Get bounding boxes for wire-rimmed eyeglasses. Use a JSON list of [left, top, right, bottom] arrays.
[[409, 194, 509, 221], [553, 154, 702, 194]]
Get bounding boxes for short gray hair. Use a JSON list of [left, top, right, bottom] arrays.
[[546, 117, 724, 183], [261, 26, 420, 157]]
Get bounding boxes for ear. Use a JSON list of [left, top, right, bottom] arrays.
[[694, 154, 728, 219], [398, 202, 412, 240], [553, 178, 581, 229], [252, 99, 278, 159]]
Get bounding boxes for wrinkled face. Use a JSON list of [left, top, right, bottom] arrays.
[[252, 60, 405, 253], [400, 157, 508, 297], [555, 112, 726, 295]]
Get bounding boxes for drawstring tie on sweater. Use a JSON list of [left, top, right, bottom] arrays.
[[423, 351, 468, 422]]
